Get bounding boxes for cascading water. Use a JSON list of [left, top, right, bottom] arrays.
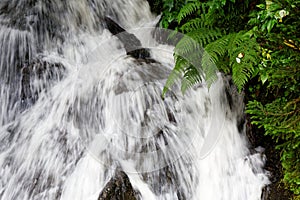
[[0, 0, 269, 200]]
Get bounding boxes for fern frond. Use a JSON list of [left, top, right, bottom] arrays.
[[180, 18, 204, 33], [199, 36, 231, 87], [201, 32, 260, 91], [180, 17, 207, 33], [162, 56, 188, 96], [228, 32, 260, 91], [201, 51, 219, 87], [163, 50, 208, 96], [203, 34, 230, 63], [181, 64, 203, 93], [177, 2, 202, 23], [164, 40, 220, 95], [164, 28, 260, 95], [187, 28, 223, 46], [175, 28, 222, 56]]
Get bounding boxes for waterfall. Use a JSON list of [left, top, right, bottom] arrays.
[[0, 0, 269, 200]]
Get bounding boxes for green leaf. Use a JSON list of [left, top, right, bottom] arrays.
[[256, 4, 266, 9], [260, 72, 268, 84], [267, 19, 276, 33]]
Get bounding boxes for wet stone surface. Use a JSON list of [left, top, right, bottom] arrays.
[[21, 58, 65, 107], [98, 171, 139, 200], [104, 16, 150, 59]]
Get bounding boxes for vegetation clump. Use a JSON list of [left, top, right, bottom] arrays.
[[154, 0, 300, 198]]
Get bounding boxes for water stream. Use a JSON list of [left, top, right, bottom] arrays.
[[0, 0, 269, 199]]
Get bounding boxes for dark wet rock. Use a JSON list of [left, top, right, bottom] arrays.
[[245, 115, 294, 200], [140, 164, 194, 200], [128, 49, 151, 60], [222, 75, 246, 133], [104, 16, 150, 59], [104, 16, 128, 36], [243, 79, 294, 200], [0, 0, 105, 53], [0, 0, 66, 51], [111, 61, 168, 95], [146, 0, 163, 14], [222, 75, 293, 199], [98, 171, 139, 200], [20, 57, 65, 107]]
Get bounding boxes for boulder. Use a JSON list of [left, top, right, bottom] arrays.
[[98, 171, 139, 200], [104, 16, 150, 59]]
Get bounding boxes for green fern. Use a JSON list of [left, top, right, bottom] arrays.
[[247, 97, 300, 195], [162, 55, 189, 95], [186, 28, 223, 46], [181, 64, 203, 93], [206, 32, 259, 91], [163, 31, 259, 95], [163, 0, 259, 95], [162, 37, 219, 96], [164, 33, 228, 95], [202, 34, 229, 63], [177, 2, 203, 23], [228, 32, 260, 91], [180, 18, 207, 33], [175, 28, 223, 55]]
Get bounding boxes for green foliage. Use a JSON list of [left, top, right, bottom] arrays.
[[247, 97, 300, 195], [205, 32, 260, 91], [162, 54, 196, 95], [177, 1, 202, 24], [159, 0, 187, 29], [163, 42, 218, 95], [158, 0, 300, 197], [246, 0, 300, 196], [161, 0, 258, 94]]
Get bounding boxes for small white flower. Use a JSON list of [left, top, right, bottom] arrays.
[[279, 10, 287, 18], [236, 53, 244, 63], [237, 53, 244, 58]]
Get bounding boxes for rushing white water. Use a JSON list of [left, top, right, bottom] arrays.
[[0, 0, 269, 200]]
